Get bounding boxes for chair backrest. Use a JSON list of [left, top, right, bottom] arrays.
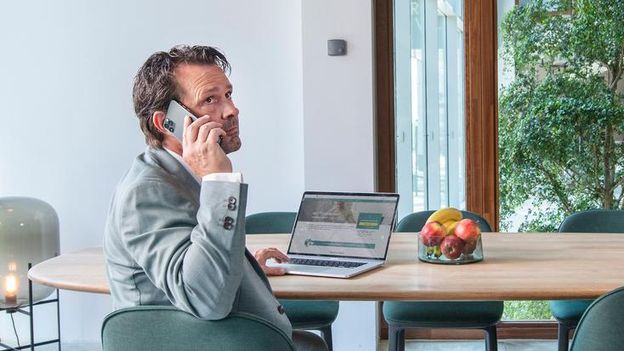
[[570, 286, 624, 351], [102, 306, 296, 351], [559, 209, 624, 233], [396, 210, 493, 232], [246, 212, 297, 234]]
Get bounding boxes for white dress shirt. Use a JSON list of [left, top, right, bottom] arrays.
[[164, 148, 243, 184]]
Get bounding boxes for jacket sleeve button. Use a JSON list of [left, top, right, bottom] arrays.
[[223, 216, 234, 230]]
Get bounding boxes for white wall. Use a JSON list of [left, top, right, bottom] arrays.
[[302, 1, 378, 350], [0, 0, 378, 348], [302, 0, 376, 193], [0, 0, 304, 344]]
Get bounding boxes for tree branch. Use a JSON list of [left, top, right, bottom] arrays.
[[535, 162, 574, 214], [618, 184, 624, 209], [603, 125, 616, 208], [612, 169, 624, 189], [609, 43, 624, 91], [592, 143, 603, 197]]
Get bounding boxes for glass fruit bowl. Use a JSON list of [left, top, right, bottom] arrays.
[[418, 233, 483, 264]]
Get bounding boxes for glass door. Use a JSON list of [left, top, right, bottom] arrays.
[[394, 0, 465, 218]]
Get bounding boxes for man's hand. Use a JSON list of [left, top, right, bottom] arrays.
[[182, 115, 232, 178], [254, 248, 289, 276]]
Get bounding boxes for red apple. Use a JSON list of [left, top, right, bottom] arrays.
[[420, 221, 446, 247], [440, 234, 465, 259], [462, 239, 478, 255], [454, 219, 481, 242]]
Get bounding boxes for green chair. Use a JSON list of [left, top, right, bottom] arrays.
[[549, 209, 624, 351], [383, 210, 503, 351], [246, 212, 339, 351], [101, 305, 296, 351], [570, 286, 624, 351]]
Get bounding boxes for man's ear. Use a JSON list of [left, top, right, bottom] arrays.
[[152, 111, 166, 132]]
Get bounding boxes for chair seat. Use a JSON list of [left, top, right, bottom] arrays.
[[384, 301, 504, 326], [549, 300, 593, 323], [281, 300, 339, 329]]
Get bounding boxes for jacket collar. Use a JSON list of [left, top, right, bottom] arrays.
[[143, 147, 201, 197]]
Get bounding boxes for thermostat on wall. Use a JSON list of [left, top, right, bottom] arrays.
[[328, 39, 347, 56]]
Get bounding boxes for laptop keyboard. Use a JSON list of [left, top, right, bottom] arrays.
[[289, 258, 365, 268]]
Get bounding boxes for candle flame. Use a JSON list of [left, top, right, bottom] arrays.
[[5, 274, 17, 294]]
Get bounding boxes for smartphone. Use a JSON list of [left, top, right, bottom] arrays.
[[164, 100, 197, 140], [164, 100, 223, 145]]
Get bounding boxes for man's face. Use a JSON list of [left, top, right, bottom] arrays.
[[173, 64, 241, 153]]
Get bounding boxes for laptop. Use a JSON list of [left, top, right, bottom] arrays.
[[268, 191, 400, 278]]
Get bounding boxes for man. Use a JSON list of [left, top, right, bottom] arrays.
[[104, 45, 326, 350]]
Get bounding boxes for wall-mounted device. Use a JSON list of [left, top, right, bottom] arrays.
[[327, 39, 347, 56]]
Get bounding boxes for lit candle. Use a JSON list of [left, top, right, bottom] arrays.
[[5, 263, 18, 305]]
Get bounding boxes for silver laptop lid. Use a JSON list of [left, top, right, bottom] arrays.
[[287, 191, 400, 261]]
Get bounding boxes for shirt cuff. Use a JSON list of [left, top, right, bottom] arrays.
[[202, 172, 243, 183]]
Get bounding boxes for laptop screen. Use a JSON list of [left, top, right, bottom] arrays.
[[288, 192, 399, 260]]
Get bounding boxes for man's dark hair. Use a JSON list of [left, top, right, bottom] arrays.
[[132, 45, 230, 148]]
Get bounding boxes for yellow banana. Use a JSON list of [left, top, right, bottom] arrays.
[[433, 245, 442, 258], [442, 220, 458, 236], [427, 207, 462, 224]]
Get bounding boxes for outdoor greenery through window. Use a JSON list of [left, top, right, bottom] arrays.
[[498, 0, 624, 319]]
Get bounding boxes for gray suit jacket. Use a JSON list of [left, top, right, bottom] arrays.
[[104, 147, 292, 336]]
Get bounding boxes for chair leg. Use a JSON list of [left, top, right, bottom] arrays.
[[558, 322, 571, 351], [319, 325, 333, 351], [387, 326, 405, 351], [483, 325, 498, 351]]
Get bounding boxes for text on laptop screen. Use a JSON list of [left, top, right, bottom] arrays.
[[289, 194, 398, 259]]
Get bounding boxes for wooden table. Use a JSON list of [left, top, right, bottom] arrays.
[[28, 233, 624, 301]]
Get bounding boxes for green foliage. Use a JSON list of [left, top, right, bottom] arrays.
[[499, 0, 624, 232], [503, 301, 553, 321]]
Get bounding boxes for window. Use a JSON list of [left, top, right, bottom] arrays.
[[394, 0, 465, 218]]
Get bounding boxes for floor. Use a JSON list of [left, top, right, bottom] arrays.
[[2, 342, 98, 351], [380, 339, 559, 351], [6, 340, 560, 351]]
